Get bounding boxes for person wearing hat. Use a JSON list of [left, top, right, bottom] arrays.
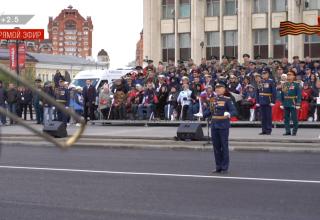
[[210, 82, 237, 174], [55, 79, 70, 124], [143, 60, 156, 76], [280, 70, 302, 136], [33, 79, 44, 124], [256, 70, 276, 135]]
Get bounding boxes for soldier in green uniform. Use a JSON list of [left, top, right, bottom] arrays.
[[280, 70, 302, 136]]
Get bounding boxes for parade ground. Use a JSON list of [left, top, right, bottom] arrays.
[[0, 145, 319, 220], [0, 124, 319, 219]]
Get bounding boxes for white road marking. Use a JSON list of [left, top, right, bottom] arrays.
[[0, 165, 319, 184]]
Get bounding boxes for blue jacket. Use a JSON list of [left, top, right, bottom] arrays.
[[209, 95, 237, 129], [257, 79, 276, 105]]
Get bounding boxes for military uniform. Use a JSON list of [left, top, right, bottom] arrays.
[[281, 81, 302, 135], [209, 86, 237, 173], [55, 86, 70, 124], [257, 77, 276, 134]]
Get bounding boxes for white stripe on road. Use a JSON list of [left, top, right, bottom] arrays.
[[0, 165, 319, 184]]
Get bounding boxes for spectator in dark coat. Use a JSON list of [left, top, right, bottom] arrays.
[[6, 83, 18, 125], [82, 79, 97, 123], [0, 80, 7, 125]]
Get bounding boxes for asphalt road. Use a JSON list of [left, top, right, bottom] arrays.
[[0, 145, 319, 220]]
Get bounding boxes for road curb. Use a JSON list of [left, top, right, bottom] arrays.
[[1, 140, 320, 153]]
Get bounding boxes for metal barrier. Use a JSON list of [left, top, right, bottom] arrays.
[[0, 64, 86, 149]]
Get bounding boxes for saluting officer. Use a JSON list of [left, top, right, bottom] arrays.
[[281, 70, 302, 136], [256, 70, 276, 135], [55, 79, 70, 124], [209, 83, 237, 174]]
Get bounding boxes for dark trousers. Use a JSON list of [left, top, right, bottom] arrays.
[[0, 103, 6, 124], [309, 103, 320, 121], [178, 105, 190, 121], [8, 103, 17, 124], [100, 107, 110, 120], [34, 104, 43, 124], [284, 107, 298, 134], [22, 103, 33, 120], [57, 109, 68, 124], [84, 102, 95, 121], [260, 105, 272, 134], [211, 127, 230, 171]]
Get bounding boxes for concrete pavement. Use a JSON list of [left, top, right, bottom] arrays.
[[1, 124, 320, 152]]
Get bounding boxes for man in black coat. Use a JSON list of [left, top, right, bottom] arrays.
[[82, 79, 96, 123], [0, 80, 7, 125], [6, 83, 18, 125], [22, 88, 33, 120]]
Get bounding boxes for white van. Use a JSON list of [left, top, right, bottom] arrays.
[[70, 68, 132, 90]]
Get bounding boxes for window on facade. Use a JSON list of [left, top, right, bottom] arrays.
[[65, 20, 77, 30], [272, 0, 287, 12], [253, 29, 268, 59], [162, 0, 175, 19], [304, 34, 320, 58], [162, 34, 175, 63], [225, 0, 237, 15], [179, 33, 191, 61], [224, 31, 238, 57], [306, 0, 320, 10], [253, 0, 268, 13], [207, 0, 220, 17], [206, 32, 220, 59], [179, 0, 191, 18], [273, 29, 288, 59]]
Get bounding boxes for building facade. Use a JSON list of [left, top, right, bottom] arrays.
[[143, 0, 320, 65], [48, 5, 93, 58]]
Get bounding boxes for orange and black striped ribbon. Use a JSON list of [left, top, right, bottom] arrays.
[[280, 21, 320, 37]]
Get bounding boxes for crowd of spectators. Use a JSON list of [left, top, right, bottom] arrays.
[[1, 54, 320, 126]]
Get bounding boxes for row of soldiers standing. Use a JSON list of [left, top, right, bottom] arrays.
[[256, 70, 301, 136]]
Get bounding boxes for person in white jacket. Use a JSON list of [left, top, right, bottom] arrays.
[[177, 83, 192, 120]]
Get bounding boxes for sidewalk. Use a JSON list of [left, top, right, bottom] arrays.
[[1, 123, 319, 142], [1, 122, 320, 154]]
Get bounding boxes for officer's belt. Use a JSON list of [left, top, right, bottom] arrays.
[[212, 116, 228, 120], [56, 100, 67, 103], [259, 93, 272, 96], [284, 96, 297, 99]]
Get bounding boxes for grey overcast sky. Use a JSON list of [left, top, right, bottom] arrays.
[[1, 0, 143, 68]]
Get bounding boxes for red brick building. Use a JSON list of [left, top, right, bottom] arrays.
[[48, 5, 93, 58], [135, 30, 143, 66]]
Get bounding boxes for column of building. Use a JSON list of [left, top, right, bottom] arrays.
[[191, 0, 205, 64], [237, 0, 253, 62], [143, 0, 161, 64], [287, 0, 304, 61]]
